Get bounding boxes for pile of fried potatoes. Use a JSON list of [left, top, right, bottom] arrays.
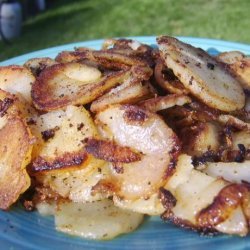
[[0, 36, 250, 240]]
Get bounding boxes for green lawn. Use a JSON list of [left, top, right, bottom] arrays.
[[0, 0, 250, 61]]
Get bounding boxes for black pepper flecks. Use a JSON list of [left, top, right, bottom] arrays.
[[41, 126, 60, 141], [195, 62, 201, 68], [77, 123, 84, 131], [189, 76, 194, 85], [0, 98, 14, 117], [207, 62, 215, 70]]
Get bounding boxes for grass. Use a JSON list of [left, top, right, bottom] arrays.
[[0, 0, 250, 61]]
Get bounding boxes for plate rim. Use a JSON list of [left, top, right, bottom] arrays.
[[0, 36, 250, 66]]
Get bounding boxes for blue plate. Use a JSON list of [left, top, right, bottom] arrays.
[[0, 37, 250, 250]]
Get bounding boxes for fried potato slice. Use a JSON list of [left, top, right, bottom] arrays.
[[217, 52, 250, 90], [85, 138, 141, 163], [202, 161, 250, 183], [31, 62, 136, 111], [139, 94, 191, 112], [102, 38, 150, 53], [0, 90, 33, 209], [229, 58, 250, 90], [157, 36, 245, 111], [0, 89, 38, 133], [55, 50, 94, 64], [197, 183, 250, 236], [56, 48, 150, 70], [218, 114, 250, 131], [0, 90, 20, 117], [0, 65, 35, 103], [29, 105, 103, 173], [232, 130, 250, 149], [24, 57, 57, 76], [31, 62, 101, 110], [162, 154, 249, 236], [163, 101, 220, 131], [92, 176, 163, 213], [214, 206, 248, 235], [101, 39, 155, 67], [37, 162, 110, 203], [180, 122, 220, 156], [113, 190, 165, 215], [164, 155, 226, 226], [216, 51, 245, 64], [0, 65, 39, 125], [154, 59, 189, 95], [95, 104, 180, 200], [0, 117, 32, 209], [55, 199, 144, 240], [91, 50, 148, 68], [91, 80, 155, 113]]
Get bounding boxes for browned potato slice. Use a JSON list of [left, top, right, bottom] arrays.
[[217, 52, 250, 90], [157, 36, 245, 111], [92, 50, 148, 68], [37, 162, 110, 203], [164, 155, 227, 226], [163, 154, 249, 236], [180, 122, 220, 156], [55, 50, 94, 64], [0, 90, 33, 209], [154, 59, 189, 95], [0, 65, 39, 125], [101, 39, 155, 68], [85, 138, 141, 163], [0, 90, 20, 116], [218, 114, 250, 131], [230, 58, 250, 90], [113, 192, 165, 215], [197, 183, 250, 236], [216, 51, 245, 64], [0, 65, 35, 103], [0, 117, 32, 209], [29, 105, 104, 173], [232, 130, 250, 149], [56, 49, 149, 70], [214, 206, 248, 235], [202, 161, 250, 184], [91, 80, 155, 113], [102, 38, 147, 51], [0, 89, 37, 130], [31, 62, 134, 111], [139, 94, 191, 112], [24, 57, 57, 76], [95, 104, 180, 200]]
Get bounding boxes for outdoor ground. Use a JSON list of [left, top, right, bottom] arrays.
[[0, 0, 250, 61]]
